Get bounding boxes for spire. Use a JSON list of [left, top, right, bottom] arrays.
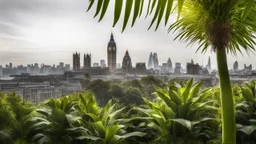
[[125, 49, 129, 56], [207, 56, 211, 70], [110, 32, 114, 41]]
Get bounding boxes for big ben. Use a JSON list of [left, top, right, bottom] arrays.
[[107, 33, 116, 72]]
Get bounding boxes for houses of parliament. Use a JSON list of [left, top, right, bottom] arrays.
[[72, 33, 147, 75]]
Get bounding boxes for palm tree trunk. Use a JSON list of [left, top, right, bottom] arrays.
[[216, 48, 236, 144]]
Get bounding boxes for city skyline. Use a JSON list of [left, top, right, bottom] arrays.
[[0, 0, 256, 70]]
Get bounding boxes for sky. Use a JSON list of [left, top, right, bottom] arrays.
[[0, 0, 255, 70]]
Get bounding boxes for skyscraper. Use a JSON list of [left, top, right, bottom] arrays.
[[167, 58, 173, 73], [233, 61, 238, 72], [148, 52, 153, 69], [174, 63, 182, 74], [187, 60, 200, 75], [153, 53, 159, 69], [122, 50, 132, 73], [107, 33, 117, 72], [73, 52, 80, 71], [84, 53, 91, 69], [206, 56, 211, 71], [147, 52, 158, 69]]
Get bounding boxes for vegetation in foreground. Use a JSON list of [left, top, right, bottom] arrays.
[[1, 78, 256, 144]]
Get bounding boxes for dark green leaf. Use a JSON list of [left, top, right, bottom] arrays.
[[122, 0, 134, 32], [113, 0, 123, 27]]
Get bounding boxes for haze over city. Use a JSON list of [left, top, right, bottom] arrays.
[[0, 0, 255, 69]]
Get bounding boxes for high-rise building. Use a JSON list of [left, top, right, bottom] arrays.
[[107, 33, 117, 72], [148, 52, 154, 69], [206, 56, 211, 71], [73, 52, 80, 71], [10, 63, 12, 69], [233, 61, 238, 72], [84, 53, 91, 69], [147, 52, 159, 69], [167, 58, 172, 72], [136, 63, 146, 75], [122, 50, 132, 73], [174, 63, 182, 74], [100, 60, 106, 68], [187, 59, 200, 75], [153, 53, 159, 69], [244, 64, 252, 72]]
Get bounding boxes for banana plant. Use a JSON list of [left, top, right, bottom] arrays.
[[236, 81, 256, 142], [134, 79, 216, 143], [75, 97, 146, 144], [28, 96, 83, 144]]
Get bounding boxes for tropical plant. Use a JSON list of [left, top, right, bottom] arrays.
[[0, 92, 35, 144], [134, 79, 217, 143], [87, 1, 256, 143], [75, 98, 146, 144], [28, 96, 81, 144], [236, 81, 256, 143]]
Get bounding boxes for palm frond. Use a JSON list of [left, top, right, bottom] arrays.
[[87, 0, 179, 32]]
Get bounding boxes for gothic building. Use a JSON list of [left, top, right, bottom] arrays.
[[84, 53, 91, 69], [73, 52, 80, 71], [107, 33, 117, 72], [122, 50, 132, 73]]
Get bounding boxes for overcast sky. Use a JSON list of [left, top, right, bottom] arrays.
[[0, 0, 255, 69]]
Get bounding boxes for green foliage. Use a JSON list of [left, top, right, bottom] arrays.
[[28, 96, 80, 144], [125, 87, 144, 105], [134, 79, 217, 143], [4, 79, 256, 143], [87, 0, 187, 31], [236, 81, 256, 143], [75, 99, 146, 144], [87, 79, 111, 106], [0, 92, 34, 144]]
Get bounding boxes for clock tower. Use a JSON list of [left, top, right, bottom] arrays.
[[107, 33, 117, 72]]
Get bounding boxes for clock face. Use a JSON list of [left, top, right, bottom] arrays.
[[109, 47, 111, 50]]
